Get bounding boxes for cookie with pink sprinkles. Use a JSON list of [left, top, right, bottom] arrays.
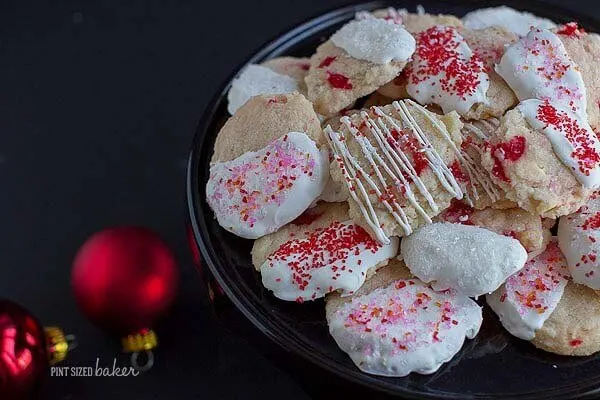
[[326, 261, 482, 377]]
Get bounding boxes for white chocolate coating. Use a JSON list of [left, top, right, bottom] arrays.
[[402, 223, 528, 297], [227, 65, 298, 115], [406, 25, 490, 115], [331, 18, 416, 65], [487, 240, 570, 340], [496, 28, 587, 118], [261, 220, 398, 302], [327, 277, 482, 377], [462, 6, 556, 37], [558, 193, 600, 289], [517, 99, 600, 189], [206, 132, 327, 239]]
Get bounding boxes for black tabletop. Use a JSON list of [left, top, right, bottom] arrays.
[[0, 1, 597, 399]]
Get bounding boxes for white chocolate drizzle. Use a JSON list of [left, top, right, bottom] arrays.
[[324, 100, 465, 243]]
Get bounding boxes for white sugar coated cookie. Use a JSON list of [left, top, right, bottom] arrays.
[[330, 18, 415, 64], [326, 264, 482, 377], [206, 132, 328, 239], [401, 223, 527, 297], [462, 6, 556, 36]]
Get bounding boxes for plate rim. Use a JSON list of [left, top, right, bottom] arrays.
[[187, 1, 600, 398]]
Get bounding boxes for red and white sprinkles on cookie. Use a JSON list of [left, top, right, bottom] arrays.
[[496, 28, 587, 117], [206, 132, 328, 239], [327, 277, 482, 377], [487, 240, 571, 340], [559, 193, 600, 289], [260, 221, 399, 302], [517, 99, 600, 188], [406, 25, 490, 115]]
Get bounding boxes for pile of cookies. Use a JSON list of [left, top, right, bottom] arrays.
[[205, 5, 600, 377]]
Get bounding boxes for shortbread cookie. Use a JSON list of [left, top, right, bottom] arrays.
[[227, 64, 299, 115], [531, 281, 600, 356], [558, 192, 600, 289], [252, 202, 399, 302], [437, 200, 547, 253], [325, 100, 501, 242], [401, 223, 527, 297], [462, 6, 556, 36], [487, 239, 570, 341], [305, 18, 415, 116], [559, 26, 600, 131], [212, 92, 323, 163], [480, 101, 597, 218], [206, 132, 328, 239], [380, 26, 517, 119], [262, 57, 310, 94], [326, 261, 482, 377]]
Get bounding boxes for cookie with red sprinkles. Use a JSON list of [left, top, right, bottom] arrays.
[[326, 261, 482, 377], [253, 202, 399, 302], [480, 105, 593, 218]]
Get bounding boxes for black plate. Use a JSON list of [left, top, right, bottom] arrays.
[[187, 1, 600, 398]]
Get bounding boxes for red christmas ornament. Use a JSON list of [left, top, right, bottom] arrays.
[[0, 300, 73, 399], [71, 226, 178, 334]]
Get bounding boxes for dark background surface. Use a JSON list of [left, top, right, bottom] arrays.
[[0, 1, 597, 399]]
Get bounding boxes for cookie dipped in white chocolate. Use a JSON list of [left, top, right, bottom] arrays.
[[496, 28, 587, 118], [327, 275, 482, 377], [401, 223, 528, 297], [462, 6, 556, 37], [206, 132, 328, 239], [558, 193, 600, 289], [227, 65, 299, 114], [330, 18, 416, 65], [261, 221, 398, 302], [517, 99, 600, 189], [405, 25, 490, 115], [487, 240, 570, 340]]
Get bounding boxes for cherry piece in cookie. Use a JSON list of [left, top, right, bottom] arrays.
[[206, 132, 328, 239], [260, 220, 398, 302], [326, 266, 482, 377], [558, 193, 600, 289], [401, 223, 527, 297], [486, 240, 570, 340]]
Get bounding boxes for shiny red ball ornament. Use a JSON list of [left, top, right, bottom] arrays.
[[71, 226, 178, 334], [0, 299, 48, 399]]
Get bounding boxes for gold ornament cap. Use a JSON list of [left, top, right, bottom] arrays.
[[45, 326, 76, 364], [122, 328, 158, 372]]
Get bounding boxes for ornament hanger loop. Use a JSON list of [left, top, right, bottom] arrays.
[[131, 350, 154, 372], [65, 334, 78, 351]]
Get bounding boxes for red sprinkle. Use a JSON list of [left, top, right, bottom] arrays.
[[439, 199, 474, 224], [570, 338, 583, 347], [557, 22, 586, 38], [327, 72, 353, 90], [537, 102, 600, 177], [410, 26, 485, 98], [318, 56, 337, 68]]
